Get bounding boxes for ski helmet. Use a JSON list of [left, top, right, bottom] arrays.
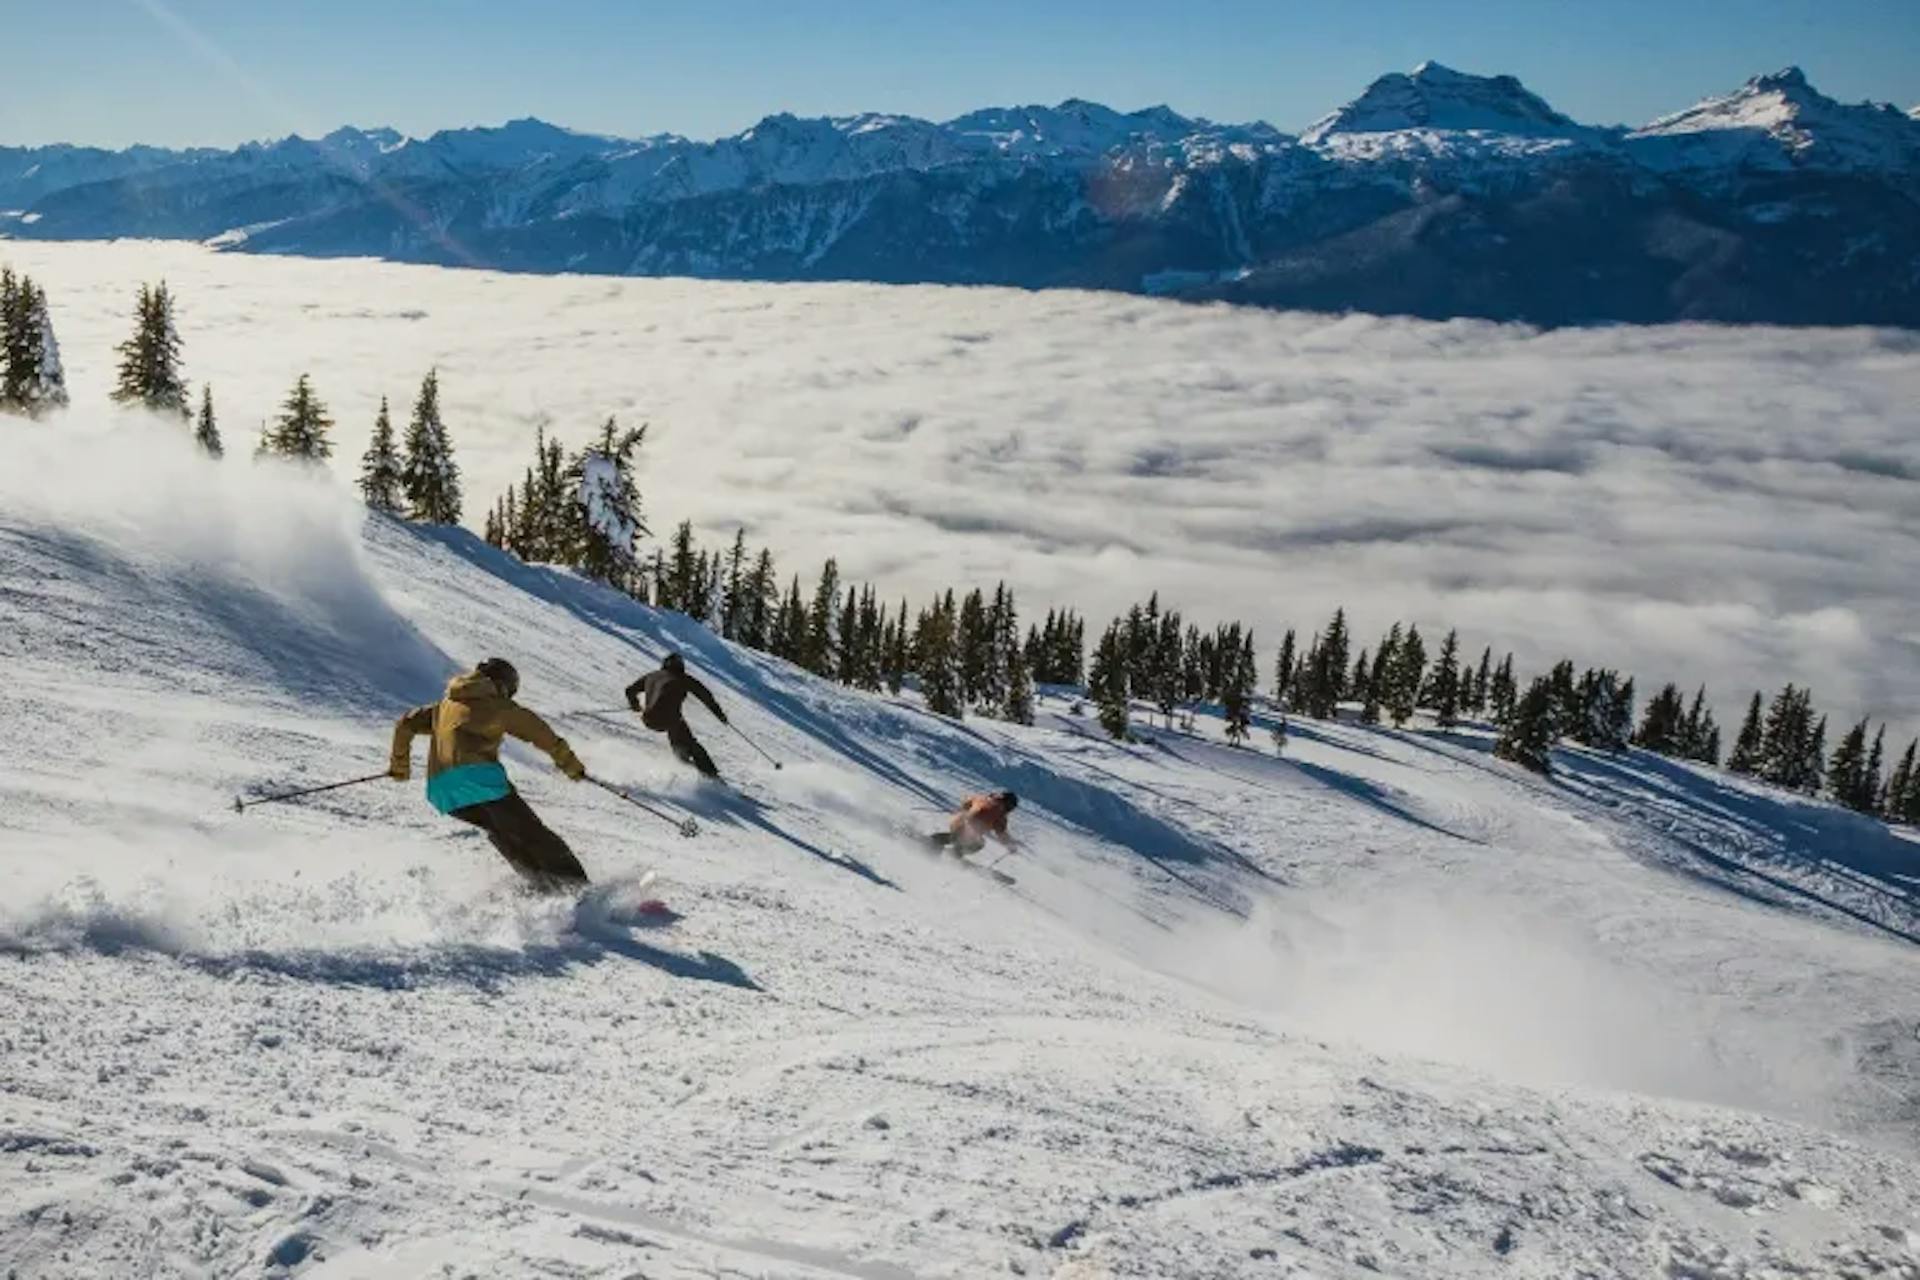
[[1000, 791, 1020, 812], [476, 657, 520, 698], [662, 653, 686, 674]]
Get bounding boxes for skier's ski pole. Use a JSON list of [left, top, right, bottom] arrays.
[[560, 706, 631, 719], [728, 722, 783, 771], [233, 771, 389, 814], [586, 776, 699, 838]]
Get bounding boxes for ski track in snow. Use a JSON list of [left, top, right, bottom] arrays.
[[3, 424, 1920, 1278]]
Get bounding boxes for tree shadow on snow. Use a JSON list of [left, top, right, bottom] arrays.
[[168, 923, 762, 995], [679, 784, 899, 891]]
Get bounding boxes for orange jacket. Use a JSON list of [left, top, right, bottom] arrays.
[[950, 794, 1013, 846]]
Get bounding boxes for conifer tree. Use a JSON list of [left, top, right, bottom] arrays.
[[774, 576, 809, 661], [1363, 624, 1400, 725], [1635, 683, 1686, 755], [958, 589, 990, 706], [884, 598, 911, 695], [257, 373, 333, 462], [1760, 684, 1815, 789], [1570, 669, 1632, 752], [918, 591, 964, 719], [1350, 649, 1371, 705], [1273, 629, 1297, 710], [1090, 622, 1130, 740], [1004, 633, 1035, 726], [1864, 726, 1885, 814], [1223, 631, 1256, 746], [1884, 740, 1916, 823], [111, 281, 189, 416], [1675, 686, 1718, 763], [1727, 692, 1765, 775], [1429, 628, 1462, 727], [193, 384, 222, 458], [743, 549, 777, 651], [1490, 654, 1518, 725], [1545, 659, 1579, 738], [720, 530, 749, 640], [1827, 718, 1871, 810], [805, 559, 840, 676], [1495, 677, 1557, 775], [1, 274, 67, 416], [400, 369, 461, 523], [567, 417, 648, 588], [837, 587, 861, 685], [1802, 715, 1828, 796], [661, 520, 698, 614], [1386, 624, 1426, 726], [1299, 608, 1349, 719], [1470, 647, 1493, 717], [358, 397, 403, 511]]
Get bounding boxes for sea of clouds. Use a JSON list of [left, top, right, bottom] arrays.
[[7, 239, 1918, 739]]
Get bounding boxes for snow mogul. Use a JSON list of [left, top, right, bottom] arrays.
[[389, 657, 591, 892], [625, 652, 728, 779], [928, 791, 1021, 857]]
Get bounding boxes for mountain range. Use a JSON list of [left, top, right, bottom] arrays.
[[5, 63, 1920, 326]]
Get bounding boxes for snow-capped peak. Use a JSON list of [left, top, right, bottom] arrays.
[[1628, 66, 1920, 176], [1302, 61, 1580, 143]]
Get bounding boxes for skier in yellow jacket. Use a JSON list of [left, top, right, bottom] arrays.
[[389, 658, 590, 891]]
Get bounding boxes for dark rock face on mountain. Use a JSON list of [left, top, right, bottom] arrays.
[[6, 64, 1918, 327]]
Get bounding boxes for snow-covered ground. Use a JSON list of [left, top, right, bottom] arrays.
[[3, 421, 1917, 1278]]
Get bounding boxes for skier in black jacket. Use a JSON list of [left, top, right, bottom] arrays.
[[626, 653, 727, 777]]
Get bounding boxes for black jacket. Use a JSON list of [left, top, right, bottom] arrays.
[[626, 668, 725, 725]]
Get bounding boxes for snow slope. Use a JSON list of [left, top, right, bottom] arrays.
[[2, 419, 1919, 1279]]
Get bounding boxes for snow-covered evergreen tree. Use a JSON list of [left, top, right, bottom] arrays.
[[400, 370, 461, 524], [567, 417, 648, 587], [111, 281, 189, 416], [257, 373, 333, 462], [193, 385, 222, 458], [358, 397, 403, 511], [1, 274, 67, 416]]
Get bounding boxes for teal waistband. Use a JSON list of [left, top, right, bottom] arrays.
[[426, 762, 512, 815]]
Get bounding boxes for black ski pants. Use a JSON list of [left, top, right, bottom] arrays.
[[451, 790, 589, 892], [643, 710, 719, 778]]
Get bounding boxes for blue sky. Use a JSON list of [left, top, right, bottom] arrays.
[[8, 0, 1920, 148]]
